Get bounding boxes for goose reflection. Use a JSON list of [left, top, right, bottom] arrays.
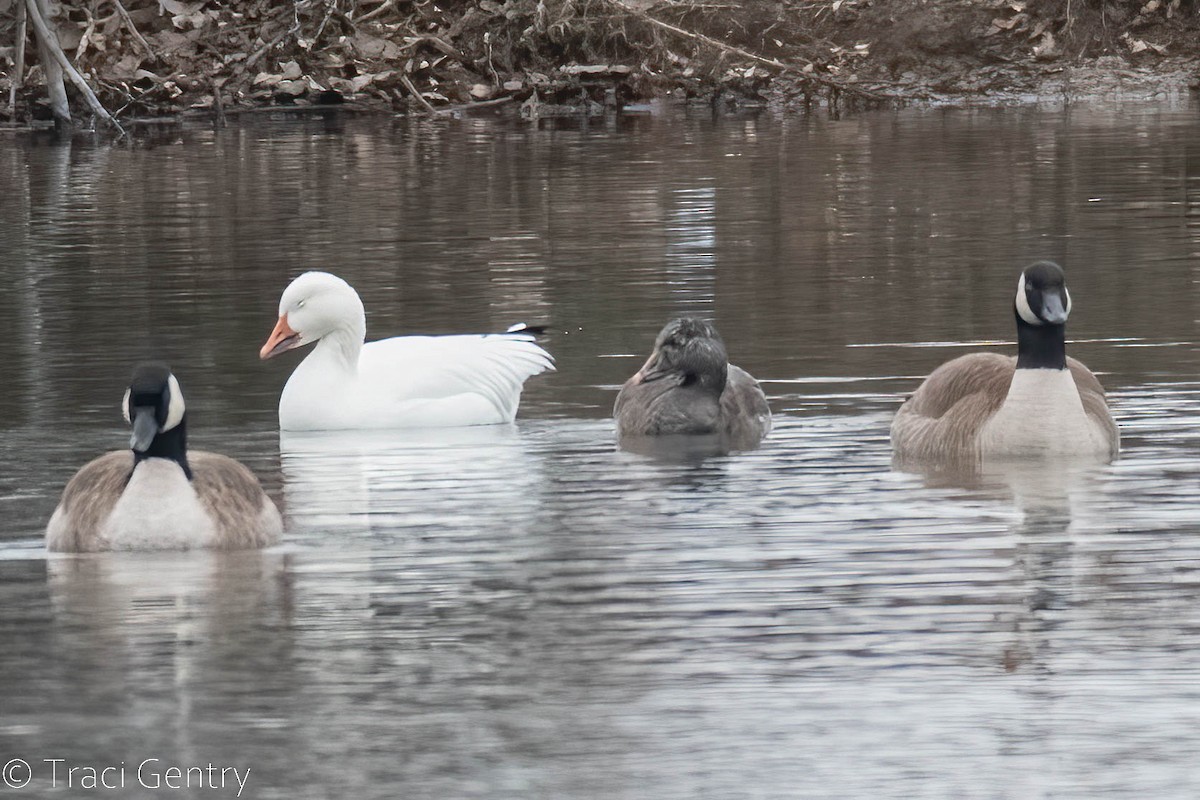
[[894, 454, 1115, 678], [278, 426, 547, 540], [895, 454, 1109, 526]]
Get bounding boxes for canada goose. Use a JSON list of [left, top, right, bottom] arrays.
[[259, 271, 554, 430], [891, 261, 1119, 462], [46, 364, 283, 552], [614, 318, 772, 448]]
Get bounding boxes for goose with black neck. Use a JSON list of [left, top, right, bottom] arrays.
[[46, 363, 282, 552], [892, 261, 1119, 462]]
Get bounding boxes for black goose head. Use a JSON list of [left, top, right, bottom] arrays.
[[122, 363, 191, 477], [637, 318, 729, 394], [1014, 261, 1071, 370], [1015, 261, 1071, 327]]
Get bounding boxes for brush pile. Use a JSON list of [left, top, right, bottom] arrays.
[[0, 0, 1196, 127]]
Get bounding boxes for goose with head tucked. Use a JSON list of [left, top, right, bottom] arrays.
[[614, 318, 772, 449], [891, 261, 1119, 462], [46, 364, 283, 552], [260, 272, 555, 430]]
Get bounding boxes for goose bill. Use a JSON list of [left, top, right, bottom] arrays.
[[260, 315, 301, 360], [1041, 292, 1068, 325], [129, 407, 159, 452]]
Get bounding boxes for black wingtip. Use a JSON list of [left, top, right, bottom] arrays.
[[505, 323, 549, 337]]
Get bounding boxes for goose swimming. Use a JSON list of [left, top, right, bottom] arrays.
[[260, 271, 554, 430], [891, 261, 1118, 462], [614, 317, 772, 449], [46, 364, 283, 551]]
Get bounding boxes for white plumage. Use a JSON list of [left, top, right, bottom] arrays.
[[261, 272, 554, 431]]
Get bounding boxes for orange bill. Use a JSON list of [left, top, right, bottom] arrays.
[[260, 314, 300, 360]]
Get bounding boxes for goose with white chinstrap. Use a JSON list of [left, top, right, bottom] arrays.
[[46, 363, 282, 552], [891, 261, 1118, 463]]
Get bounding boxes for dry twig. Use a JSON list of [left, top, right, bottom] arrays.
[[24, 0, 126, 134], [356, 0, 396, 24], [397, 72, 437, 112], [8, 0, 28, 114], [113, 0, 155, 58], [601, 0, 894, 101]]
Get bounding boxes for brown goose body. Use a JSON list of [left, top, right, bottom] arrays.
[[47, 451, 282, 552], [891, 261, 1118, 463], [891, 352, 1118, 462], [45, 363, 282, 553]]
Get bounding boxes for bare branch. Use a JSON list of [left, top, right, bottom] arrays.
[[397, 72, 437, 113], [24, 0, 127, 135], [113, 0, 156, 59], [8, 0, 28, 115]]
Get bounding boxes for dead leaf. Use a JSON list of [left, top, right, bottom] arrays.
[[1033, 31, 1059, 60], [159, 0, 197, 15], [112, 54, 145, 79], [990, 13, 1027, 30], [280, 60, 303, 80], [349, 70, 393, 92], [172, 10, 209, 30], [276, 80, 306, 96], [149, 30, 196, 55], [352, 33, 406, 61], [470, 83, 494, 99]]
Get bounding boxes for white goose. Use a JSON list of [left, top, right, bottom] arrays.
[[259, 272, 555, 430]]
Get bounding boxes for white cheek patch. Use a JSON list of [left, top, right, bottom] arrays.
[[1015, 273, 1042, 326], [121, 388, 131, 423], [163, 374, 186, 431], [1064, 288, 1072, 318]]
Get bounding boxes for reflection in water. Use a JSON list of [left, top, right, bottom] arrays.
[[3, 108, 1200, 797], [665, 183, 717, 314], [894, 453, 1111, 533], [279, 426, 545, 539], [616, 431, 748, 462], [0, 552, 294, 793]]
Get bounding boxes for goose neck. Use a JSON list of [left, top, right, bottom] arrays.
[[1015, 315, 1067, 370], [132, 418, 192, 480], [312, 325, 364, 374]]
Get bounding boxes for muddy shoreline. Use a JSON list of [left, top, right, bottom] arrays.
[[1, 0, 1198, 132]]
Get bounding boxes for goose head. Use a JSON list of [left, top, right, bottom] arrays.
[[1015, 261, 1071, 327], [260, 271, 366, 360], [122, 363, 186, 453], [634, 318, 729, 393]]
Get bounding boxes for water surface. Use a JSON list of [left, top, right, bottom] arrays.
[[3, 104, 1200, 798]]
